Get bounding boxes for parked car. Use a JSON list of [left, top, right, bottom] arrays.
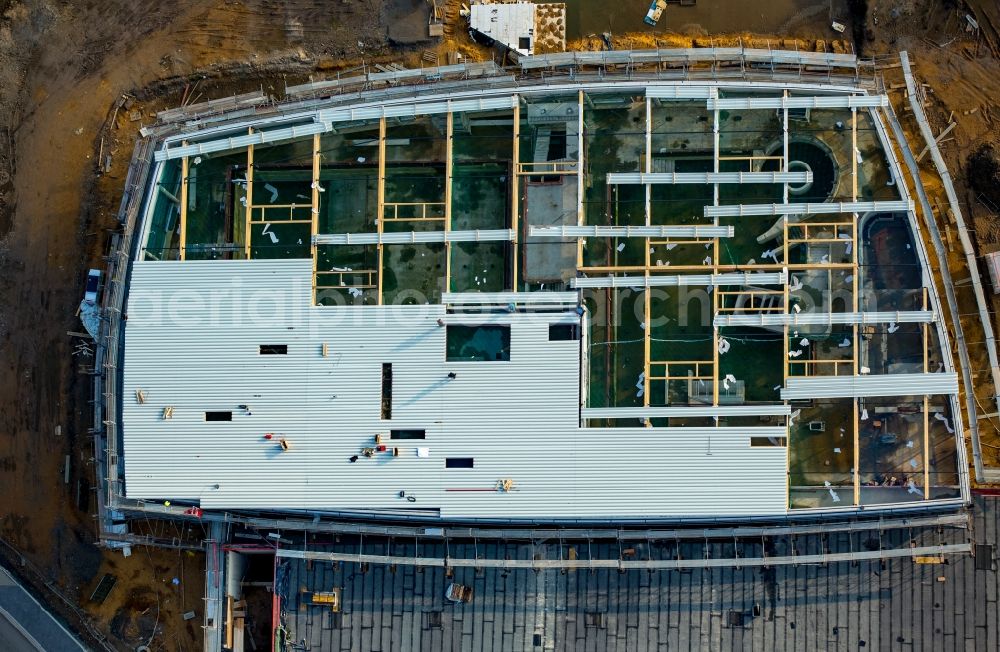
[[84, 268, 102, 304]]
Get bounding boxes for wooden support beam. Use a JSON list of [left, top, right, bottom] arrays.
[[511, 97, 520, 290], [311, 133, 321, 304], [377, 117, 386, 305], [644, 96, 652, 228], [644, 287, 651, 413], [852, 106, 861, 506], [916, 122, 956, 162], [245, 130, 255, 260], [923, 287, 930, 499], [179, 145, 189, 261], [781, 90, 790, 509], [712, 87, 721, 408], [852, 107, 858, 204], [445, 111, 453, 293], [643, 95, 652, 416], [577, 89, 585, 268]]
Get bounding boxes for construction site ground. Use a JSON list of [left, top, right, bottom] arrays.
[[0, 0, 999, 649]]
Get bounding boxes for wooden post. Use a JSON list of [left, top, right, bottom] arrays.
[[180, 145, 189, 261], [377, 117, 386, 305], [644, 287, 651, 415], [712, 88, 721, 408], [245, 129, 255, 260], [576, 90, 585, 268], [923, 287, 930, 498], [851, 106, 861, 506], [782, 91, 791, 509], [643, 96, 652, 417], [311, 133, 321, 304], [511, 97, 520, 290], [645, 96, 652, 229], [445, 110, 453, 293]]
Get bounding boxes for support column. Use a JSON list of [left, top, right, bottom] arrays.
[[643, 95, 652, 414], [179, 145, 189, 261], [377, 117, 386, 305], [311, 133, 321, 304], [781, 92, 790, 382], [645, 96, 652, 228], [445, 110, 454, 293], [923, 287, 931, 498], [245, 129, 255, 260], [577, 90, 585, 268], [712, 88, 720, 407], [511, 97, 521, 290], [852, 106, 861, 506], [782, 90, 792, 509]]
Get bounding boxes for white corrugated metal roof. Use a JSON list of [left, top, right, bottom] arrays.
[[706, 95, 888, 110], [704, 200, 913, 218], [781, 373, 959, 400], [583, 406, 792, 419], [442, 292, 578, 306], [314, 229, 513, 245], [714, 311, 936, 327], [606, 172, 812, 185], [571, 272, 787, 289], [121, 259, 788, 519], [530, 225, 734, 239]]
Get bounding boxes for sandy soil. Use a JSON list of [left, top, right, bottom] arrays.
[[0, 0, 998, 649], [0, 1, 424, 649]]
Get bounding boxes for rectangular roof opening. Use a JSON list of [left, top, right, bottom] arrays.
[[381, 363, 392, 420], [259, 344, 288, 355], [391, 429, 425, 440], [445, 457, 474, 469], [205, 411, 233, 422], [446, 325, 510, 361], [549, 323, 579, 341]]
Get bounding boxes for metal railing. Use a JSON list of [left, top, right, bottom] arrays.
[[92, 136, 156, 545]]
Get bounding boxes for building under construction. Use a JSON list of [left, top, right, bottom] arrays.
[[92, 48, 980, 650]]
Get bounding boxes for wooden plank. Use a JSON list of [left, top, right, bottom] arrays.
[[511, 98, 520, 290], [377, 117, 386, 305], [311, 132, 321, 304], [576, 90, 585, 268], [245, 132, 254, 260], [179, 149, 189, 260], [445, 111, 453, 293]]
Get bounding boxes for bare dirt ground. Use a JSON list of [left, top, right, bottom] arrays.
[[0, 1, 424, 649], [0, 0, 998, 650]]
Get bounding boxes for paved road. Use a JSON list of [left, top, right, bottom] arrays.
[[0, 566, 87, 652], [0, 607, 43, 652]]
